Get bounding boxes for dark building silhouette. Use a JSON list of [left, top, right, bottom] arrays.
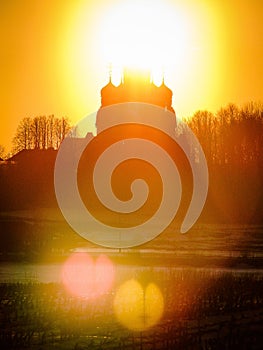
[[6, 148, 57, 164], [0, 148, 57, 211], [100, 68, 175, 114], [1, 70, 178, 214]]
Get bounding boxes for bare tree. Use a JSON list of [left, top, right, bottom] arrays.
[[54, 117, 71, 149], [12, 115, 71, 152], [47, 115, 54, 148], [12, 117, 32, 152], [0, 144, 5, 159], [184, 110, 217, 165]]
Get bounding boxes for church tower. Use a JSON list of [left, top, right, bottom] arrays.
[[100, 68, 175, 114]]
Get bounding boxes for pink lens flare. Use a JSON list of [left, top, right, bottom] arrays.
[[61, 252, 115, 298]]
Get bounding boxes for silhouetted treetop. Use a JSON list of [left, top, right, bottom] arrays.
[[12, 115, 71, 153], [0, 144, 5, 159], [184, 101, 263, 166]]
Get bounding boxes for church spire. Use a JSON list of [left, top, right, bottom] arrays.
[[108, 62, 113, 83], [161, 67, 165, 85]]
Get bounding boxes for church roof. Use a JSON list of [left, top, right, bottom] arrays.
[[100, 70, 175, 113]]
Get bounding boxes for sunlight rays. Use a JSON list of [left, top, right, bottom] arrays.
[[98, 0, 194, 85]]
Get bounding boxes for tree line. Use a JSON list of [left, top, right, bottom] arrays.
[[1, 101, 262, 223], [12, 115, 71, 153], [184, 101, 263, 223], [184, 101, 263, 167], [8, 102, 263, 163]]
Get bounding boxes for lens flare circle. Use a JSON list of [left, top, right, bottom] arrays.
[[114, 279, 164, 331], [54, 103, 208, 248], [61, 253, 115, 298]]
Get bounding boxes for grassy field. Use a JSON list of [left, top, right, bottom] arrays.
[[1, 216, 263, 348], [1, 269, 263, 349]]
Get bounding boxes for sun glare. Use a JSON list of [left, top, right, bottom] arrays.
[[98, 0, 193, 85], [61, 0, 222, 119]]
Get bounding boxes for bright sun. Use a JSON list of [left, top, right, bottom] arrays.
[[98, 0, 194, 85], [62, 0, 220, 118]]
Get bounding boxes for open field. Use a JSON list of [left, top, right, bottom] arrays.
[[1, 220, 263, 348], [1, 269, 263, 349], [1, 213, 263, 267]]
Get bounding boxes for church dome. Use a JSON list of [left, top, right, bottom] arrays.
[[155, 80, 173, 112], [101, 79, 118, 107], [100, 70, 175, 114]]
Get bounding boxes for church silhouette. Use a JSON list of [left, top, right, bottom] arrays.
[[100, 68, 175, 114], [95, 68, 177, 135]]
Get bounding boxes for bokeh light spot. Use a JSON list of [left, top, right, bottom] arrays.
[[61, 253, 115, 298], [114, 279, 164, 331]]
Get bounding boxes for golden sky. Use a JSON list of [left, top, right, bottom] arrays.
[[0, 0, 262, 153]]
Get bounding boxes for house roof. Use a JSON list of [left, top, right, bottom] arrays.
[[6, 148, 57, 163]]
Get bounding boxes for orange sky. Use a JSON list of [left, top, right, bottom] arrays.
[[0, 0, 262, 153]]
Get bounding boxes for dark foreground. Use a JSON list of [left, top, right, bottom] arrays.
[[1, 269, 263, 349]]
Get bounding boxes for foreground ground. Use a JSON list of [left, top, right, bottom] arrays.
[[1, 269, 263, 349]]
